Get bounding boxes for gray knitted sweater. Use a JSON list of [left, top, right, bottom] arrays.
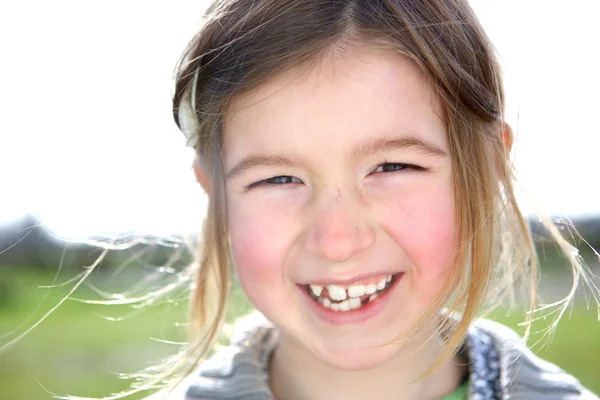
[[158, 313, 597, 400]]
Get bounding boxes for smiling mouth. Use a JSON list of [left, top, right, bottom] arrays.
[[304, 273, 399, 312]]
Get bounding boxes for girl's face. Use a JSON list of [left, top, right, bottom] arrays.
[[223, 46, 456, 370]]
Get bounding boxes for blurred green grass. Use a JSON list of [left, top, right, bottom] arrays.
[[0, 266, 598, 399]]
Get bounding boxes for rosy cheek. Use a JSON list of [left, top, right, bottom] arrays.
[[227, 197, 293, 305], [379, 182, 456, 301]]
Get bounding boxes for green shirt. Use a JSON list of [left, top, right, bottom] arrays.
[[440, 380, 469, 400]]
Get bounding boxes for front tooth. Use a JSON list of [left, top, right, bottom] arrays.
[[366, 284, 377, 295], [349, 297, 361, 309], [331, 302, 340, 311], [377, 277, 386, 290], [323, 298, 331, 308], [369, 293, 379, 302], [328, 285, 347, 301], [348, 285, 366, 298], [338, 300, 350, 311], [310, 285, 323, 296]]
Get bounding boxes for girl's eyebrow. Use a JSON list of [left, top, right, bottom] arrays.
[[225, 136, 447, 180], [226, 155, 301, 180], [352, 136, 448, 160]]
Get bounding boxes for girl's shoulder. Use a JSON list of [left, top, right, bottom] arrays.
[[154, 313, 597, 400], [148, 312, 276, 400], [467, 317, 597, 399]]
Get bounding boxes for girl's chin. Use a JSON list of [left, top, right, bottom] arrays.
[[306, 338, 407, 371]]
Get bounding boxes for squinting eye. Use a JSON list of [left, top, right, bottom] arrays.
[[265, 176, 302, 185], [248, 175, 303, 189], [373, 163, 416, 173]]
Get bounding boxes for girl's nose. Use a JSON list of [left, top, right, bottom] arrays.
[[303, 188, 375, 263]]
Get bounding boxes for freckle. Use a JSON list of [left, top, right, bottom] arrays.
[[335, 188, 342, 203], [358, 189, 368, 206]]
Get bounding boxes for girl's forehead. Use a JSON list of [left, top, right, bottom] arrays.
[[222, 45, 447, 163]]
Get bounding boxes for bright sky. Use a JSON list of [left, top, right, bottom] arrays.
[[0, 1, 598, 239]]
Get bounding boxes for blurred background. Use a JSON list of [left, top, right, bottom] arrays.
[[1, 0, 599, 398]]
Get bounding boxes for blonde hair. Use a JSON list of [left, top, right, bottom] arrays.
[[48, 0, 597, 398]]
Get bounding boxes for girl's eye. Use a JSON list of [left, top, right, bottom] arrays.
[[373, 162, 421, 173], [248, 175, 303, 189], [266, 176, 302, 185]]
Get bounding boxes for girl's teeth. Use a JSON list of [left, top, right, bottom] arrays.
[[339, 300, 350, 311], [328, 285, 347, 301], [348, 284, 366, 298], [348, 297, 361, 309], [309, 274, 395, 311], [365, 284, 377, 295], [310, 285, 323, 296]]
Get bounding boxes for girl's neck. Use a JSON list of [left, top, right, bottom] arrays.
[[268, 334, 467, 400]]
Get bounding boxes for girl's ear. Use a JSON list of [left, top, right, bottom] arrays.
[[500, 122, 513, 152], [193, 159, 212, 195]]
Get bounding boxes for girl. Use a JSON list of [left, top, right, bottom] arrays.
[[154, 0, 598, 399]]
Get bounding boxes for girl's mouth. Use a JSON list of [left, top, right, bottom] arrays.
[[304, 273, 399, 312]]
